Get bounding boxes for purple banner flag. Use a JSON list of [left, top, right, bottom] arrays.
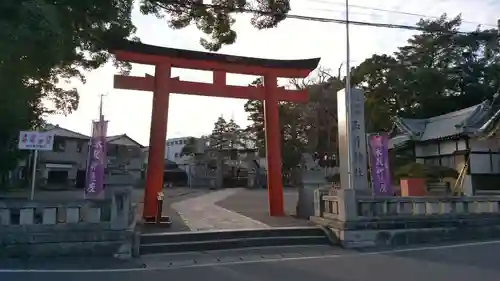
[[369, 134, 393, 196], [85, 119, 108, 199]]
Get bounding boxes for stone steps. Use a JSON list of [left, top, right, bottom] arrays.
[[140, 226, 333, 255]]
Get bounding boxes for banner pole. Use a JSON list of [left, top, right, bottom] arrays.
[[30, 149, 38, 200]]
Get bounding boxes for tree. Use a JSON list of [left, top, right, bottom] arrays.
[[0, 0, 290, 186], [208, 116, 228, 149], [139, 0, 291, 51], [243, 70, 341, 179], [207, 116, 250, 149], [180, 137, 197, 156], [242, 15, 499, 185], [352, 15, 500, 133], [243, 78, 266, 154], [226, 117, 253, 149], [0, 0, 136, 186]]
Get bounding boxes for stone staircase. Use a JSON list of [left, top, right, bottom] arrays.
[[139, 226, 334, 255]]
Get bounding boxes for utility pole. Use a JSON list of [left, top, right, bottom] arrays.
[[99, 93, 104, 121], [345, 0, 351, 92], [345, 0, 354, 190]]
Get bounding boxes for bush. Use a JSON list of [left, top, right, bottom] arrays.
[[394, 162, 459, 182]]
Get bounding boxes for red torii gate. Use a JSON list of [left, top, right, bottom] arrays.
[[110, 40, 319, 219]]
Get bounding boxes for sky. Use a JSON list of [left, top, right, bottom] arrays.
[[46, 0, 500, 146]]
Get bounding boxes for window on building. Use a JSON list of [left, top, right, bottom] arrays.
[[107, 144, 119, 156], [440, 155, 455, 169], [128, 147, 141, 158], [53, 137, 66, 152], [424, 158, 439, 166], [174, 153, 179, 158], [76, 141, 84, 153]]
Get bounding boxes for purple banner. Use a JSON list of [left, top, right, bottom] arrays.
[[369, 134, 393, 196], [85, 119, 108, 199]]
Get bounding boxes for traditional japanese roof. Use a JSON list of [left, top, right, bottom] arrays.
[[44, 124, 90, 140], [105, 134, 144, 148], [392, 100, 500, 143], [110, 40, 321, 71]]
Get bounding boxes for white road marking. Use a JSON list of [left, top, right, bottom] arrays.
[[1, 239, 500, 273]]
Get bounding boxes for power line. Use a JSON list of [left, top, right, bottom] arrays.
[[157, 1, 498, 38], [308, 0, 497, 28]]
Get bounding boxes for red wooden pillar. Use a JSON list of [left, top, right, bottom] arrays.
[[264, 74, 285, 216], [143, 64, 171, 219]]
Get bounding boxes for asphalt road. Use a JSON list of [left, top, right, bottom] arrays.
[[2, 241, 500, 281]]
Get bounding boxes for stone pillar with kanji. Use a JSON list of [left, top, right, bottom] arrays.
[[337, 88, 369, 192], [336, 88, 370, 221]]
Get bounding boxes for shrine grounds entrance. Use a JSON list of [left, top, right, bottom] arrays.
[[110, 40, 319, 219]]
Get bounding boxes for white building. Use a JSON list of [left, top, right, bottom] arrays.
[[142, 137, 207, 168], [165, 137, 191, 162], [165, 137, 207, 169]]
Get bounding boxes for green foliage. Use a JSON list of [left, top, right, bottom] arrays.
[[394, 162, 459, 182], [139, 0, 290, 51], [0, 0, 137, 185], [244, 72, 342, 173], [207, 116, 249, 149], [244, 15, 500, 177], [209, 116, 229, 149], [351, 15, 500, 132], [180, 137, 197, 156]]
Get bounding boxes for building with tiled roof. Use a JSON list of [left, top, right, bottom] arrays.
[[390, 100, 500, 195]]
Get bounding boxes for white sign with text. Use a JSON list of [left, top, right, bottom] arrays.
[[18, 131, 55, 151]]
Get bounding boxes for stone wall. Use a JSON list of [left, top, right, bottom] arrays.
[[0, 188, 136, 257], [311, 189, 500, 248]]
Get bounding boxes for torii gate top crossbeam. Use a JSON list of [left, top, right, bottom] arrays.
[[110, 40, 320, 78]]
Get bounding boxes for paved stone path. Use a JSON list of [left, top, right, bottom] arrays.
[[217, 188, 314, 227], [171, 188, 270, 231]]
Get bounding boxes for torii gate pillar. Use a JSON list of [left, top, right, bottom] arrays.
[[263, 74, 284, 215]]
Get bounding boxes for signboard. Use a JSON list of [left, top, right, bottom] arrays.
[[18, 131, 54, 151], [337, 88, 369, 190], [18, 130, 55, 200], [85, 120, 108, 199], [369, 134, 393, 196]]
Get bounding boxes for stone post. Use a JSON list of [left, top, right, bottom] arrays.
[[313, 188, 329, 217], [110, 187, 132, 230], [337, 88, 370, 192], [297, 153, 329, 219], [335, 189, 358, 221], [334, 87, 368, 224]]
